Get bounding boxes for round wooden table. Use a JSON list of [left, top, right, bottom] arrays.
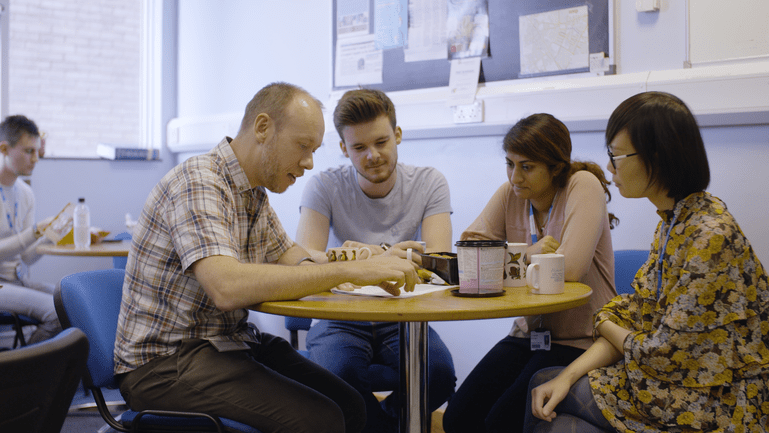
[[253, 282, 592, 433], [36, 240, 131, 257]]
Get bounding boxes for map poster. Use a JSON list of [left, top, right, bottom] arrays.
[[518, 6, 589, 76]]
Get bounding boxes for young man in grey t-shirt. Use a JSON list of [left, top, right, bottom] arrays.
[[296, 88, 456, 433]]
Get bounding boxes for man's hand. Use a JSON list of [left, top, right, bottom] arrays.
[[339, 255, 419, 294], [341, 240, 386, 255], [332, 281, 401, 297], [34, 216, 56, 238], [383, 241, 425, 266]]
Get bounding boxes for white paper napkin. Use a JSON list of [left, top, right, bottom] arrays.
[[331, 283, 457, 298]]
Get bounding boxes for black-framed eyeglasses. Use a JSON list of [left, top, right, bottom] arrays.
[[607, 150, 638, 169]]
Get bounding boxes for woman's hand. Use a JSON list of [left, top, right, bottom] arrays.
[[527, 235, 560, 259], [530, 373, 572, 422]]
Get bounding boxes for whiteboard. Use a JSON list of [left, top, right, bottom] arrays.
[[689, 0, 769, 64]]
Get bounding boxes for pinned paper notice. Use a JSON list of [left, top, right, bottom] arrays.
[[447, 57, 481, 107], [335, 34, 383, 87], [589, 52, 610, 75]]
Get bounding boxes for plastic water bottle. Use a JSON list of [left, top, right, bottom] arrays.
[[73, 197, 91, 249]]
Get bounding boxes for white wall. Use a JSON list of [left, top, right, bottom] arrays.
[[176, 0, 769, 388]]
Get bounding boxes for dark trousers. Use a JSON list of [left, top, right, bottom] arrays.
[[119, 334, 366, 433], [443, 336, 583, 433], [522, 367, 615, 433]]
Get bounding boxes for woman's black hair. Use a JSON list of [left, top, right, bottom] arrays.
[[606, 92, 710, 201]]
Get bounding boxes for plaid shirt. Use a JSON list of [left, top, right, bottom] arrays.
[[114, 138, 293, 374]]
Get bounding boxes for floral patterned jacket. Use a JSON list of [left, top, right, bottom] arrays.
[[589, 192, 769, 432]]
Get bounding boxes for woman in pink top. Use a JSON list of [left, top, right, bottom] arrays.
[[443, 113, 617, 433]]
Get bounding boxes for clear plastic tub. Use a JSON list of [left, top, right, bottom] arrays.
[[455, 240, 506, 294]]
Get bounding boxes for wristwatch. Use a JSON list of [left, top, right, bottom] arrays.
[[379, 242, 391, 251]]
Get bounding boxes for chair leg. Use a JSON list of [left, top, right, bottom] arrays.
[[10, 313, 28, 348]]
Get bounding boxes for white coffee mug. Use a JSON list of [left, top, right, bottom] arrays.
[[526, 254, 565, 294], [327, 246, 372, 262], [504, 243, 527, 287]]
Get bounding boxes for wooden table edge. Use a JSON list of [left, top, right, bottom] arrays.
[[252, 283, 592, 322], [35, 240, 131, 257]]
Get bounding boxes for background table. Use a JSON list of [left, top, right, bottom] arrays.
[[253, 282, 592, 433], [36, 240, 130, 257]]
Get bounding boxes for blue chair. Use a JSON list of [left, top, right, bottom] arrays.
[[284, 316, 399, 391], [0, 311, 41, 348], [614, 249, 649, 295], [111, 231, 132, 270], [0, 327, 89, 433], [55, 269, 261, 433]]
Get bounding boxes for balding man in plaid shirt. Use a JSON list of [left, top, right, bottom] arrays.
[[114, 83, 419, 433]]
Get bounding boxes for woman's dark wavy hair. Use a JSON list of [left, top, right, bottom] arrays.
[[504, 113, 619, 228], [605, 92, 709, 202]]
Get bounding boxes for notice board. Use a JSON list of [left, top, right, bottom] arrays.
[[332, 0, 613, 92]]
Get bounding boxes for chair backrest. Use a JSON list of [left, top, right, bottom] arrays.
[[614, 249, 649, 295], [0, 327, 89, 433], [54, 269, 263, 433], [54, 269, 126, 389], [112, 232, 132, 269]]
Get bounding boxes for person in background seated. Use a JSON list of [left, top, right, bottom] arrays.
[[295, 88, 456, 433], [114, 82, 421, 433], [443, 113, 617, 433], [0, 115, 60, 345], [527, 92, 769, 432]]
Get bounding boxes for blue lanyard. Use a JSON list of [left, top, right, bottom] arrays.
[[529, 197, 555, 244], [657, 213, 679, 294], [0, 185, 18, 230]]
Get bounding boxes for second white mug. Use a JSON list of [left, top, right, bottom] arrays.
[[526, 254, 565, 294]]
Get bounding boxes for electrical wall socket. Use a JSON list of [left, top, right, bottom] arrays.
[[453, 100, 484, 124], [636, 0, 659, 12]]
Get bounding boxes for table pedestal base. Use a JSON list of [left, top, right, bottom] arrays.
[[399, 322, 429, 433]]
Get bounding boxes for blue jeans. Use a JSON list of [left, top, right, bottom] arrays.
[[307, 320, 456, 433], [443, 336, 583, 433], [522, 367, 615, 433]]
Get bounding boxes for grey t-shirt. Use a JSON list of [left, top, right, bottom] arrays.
[[299, 163, 452, 247]]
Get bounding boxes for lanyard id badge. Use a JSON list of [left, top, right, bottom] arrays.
[[531, 328, 551, 351]]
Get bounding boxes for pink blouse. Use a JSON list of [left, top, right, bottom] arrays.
[[461, 170, 616, 349]]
